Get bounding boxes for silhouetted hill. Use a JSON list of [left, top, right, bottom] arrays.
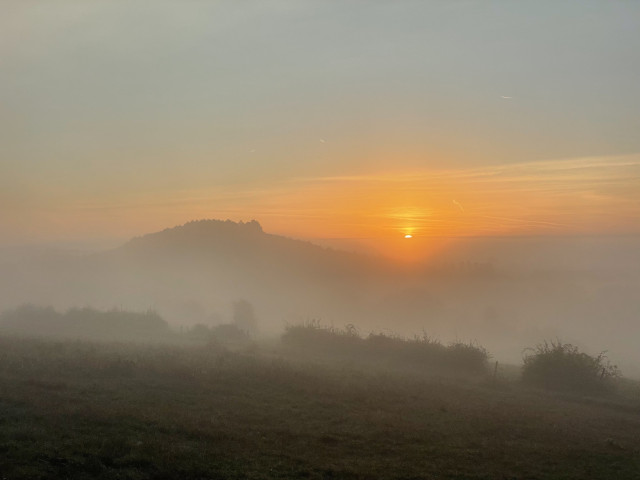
[[61, 219, 398, 327], [101, 219, 395, 299], [115, 219, 386, 278], [0, 219, 404, 330]]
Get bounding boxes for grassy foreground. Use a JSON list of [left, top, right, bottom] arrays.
[[0, 335, 639, 479]]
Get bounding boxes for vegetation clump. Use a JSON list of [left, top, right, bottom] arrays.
[[522, 340, 620, 393], [185, 322, 251, 343], [0, 304, 171, 342], [282, 320, 490, 375]]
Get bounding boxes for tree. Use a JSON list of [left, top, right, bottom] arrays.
[[232, 299, 257, 334]]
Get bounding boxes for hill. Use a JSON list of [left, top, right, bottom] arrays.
[[115, 219, 387, 280], [0, 220, 404, 330]]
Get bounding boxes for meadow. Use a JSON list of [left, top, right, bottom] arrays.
[[1, 332, 639, 480]]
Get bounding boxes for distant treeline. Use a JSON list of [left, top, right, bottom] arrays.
[[0, 304, 253, 344], [0, 305, 171, 342]]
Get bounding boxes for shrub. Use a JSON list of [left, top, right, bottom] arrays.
[[522, 340, 620, 393], [282, 320, 361, 353], [211, 323, 251, 343], [186, 323, 213, 341], [232, 299, 258, 334], [282, 321, 490, 375], [444, 340, 491, 374]]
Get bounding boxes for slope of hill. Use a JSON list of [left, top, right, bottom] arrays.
[[114, 219, 388, 279], [0, 220, 402, 330]]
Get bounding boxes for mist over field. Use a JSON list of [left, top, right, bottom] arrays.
[[2, 222, 640, 478], [1, 219, 639, 376], [3, 1, 640, 478]]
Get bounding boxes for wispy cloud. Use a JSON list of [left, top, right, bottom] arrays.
[[11, 154, 639, 242], [276, 154, 640, 237], [453, 200, 465, 212]]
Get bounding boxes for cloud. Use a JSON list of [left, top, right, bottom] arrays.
[[3, 153, 639, 243], [279, 153, 640, 236], [453, 200, 465, 212]]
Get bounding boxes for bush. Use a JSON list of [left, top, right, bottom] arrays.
[[282, 320, 361, 354], [211, 323, 251, 343], [522, 340, 620, 393], [232, 299, 258, 334], [282, 321, 490, 375]]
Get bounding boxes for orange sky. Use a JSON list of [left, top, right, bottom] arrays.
[[4, 154, 638, 262], [2, 2, 640, 256]]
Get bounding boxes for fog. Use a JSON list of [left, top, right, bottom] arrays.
[[1, 219, 638, 377], [3, 2, 640, 477]]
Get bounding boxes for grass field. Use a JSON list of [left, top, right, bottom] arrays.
[[1, 335, 639, 479]]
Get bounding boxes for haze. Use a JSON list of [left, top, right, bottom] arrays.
[[4, 2, 640, 477], [1, 1, 640, 372]]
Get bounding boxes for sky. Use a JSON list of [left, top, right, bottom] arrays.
[[2, 1, 640, 255]]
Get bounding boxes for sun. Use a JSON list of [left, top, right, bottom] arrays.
[[404, 234, 413, 239]]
